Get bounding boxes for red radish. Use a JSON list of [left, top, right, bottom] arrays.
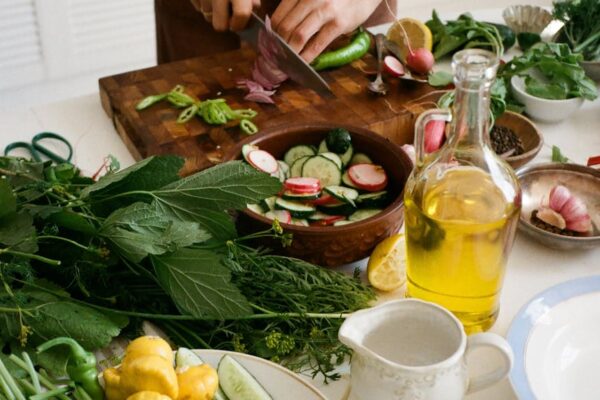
[[247, 150, 279, 174], [406, 48, 435, 75], [384, 55, 405, 77], [310, 194, 338, 206], [310, 215, 346, 226], [266, 210, 292, 224], [348, 164, 388, 192], [587, 155, 600, 167], [424, 120, 446, 153], [284, 177, 320, 193]]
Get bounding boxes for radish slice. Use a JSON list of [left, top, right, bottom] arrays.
[[284, 177, 321, 192], [265, 210, 292, 224], [310, 215, 346, 226], [247, 150, 279, 174], [424, 120, 446, 153], [384, 55, 405, 77], [348, 164, 388, 192], [311, 193, 337, 206]]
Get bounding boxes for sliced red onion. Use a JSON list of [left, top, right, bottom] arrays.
[[244, 92, 276, 104]]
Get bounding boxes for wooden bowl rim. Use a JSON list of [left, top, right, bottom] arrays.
[[226, 121, 412, 234]]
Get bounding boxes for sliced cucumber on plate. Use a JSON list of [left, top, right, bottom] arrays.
[[350, 152, 373, 165], [324, 186, 359, 206], [260, 196, 277, 212], [242, 144, 259, 161], [284, 145, 316, 166], [357, 191, 388, 208], [341, 171, 359, 189], [275, 198, 316, 218], [318, 202, 356, 216], [301, 156, 342, 187], [281, 191, 321, 201], [218, 355, 273, 400], [349, 208, 382, 222], [319, 152, 343, 170], [290, 156, 311, 178], [175, 349, 229, 400], [246, 203, 265, 215]]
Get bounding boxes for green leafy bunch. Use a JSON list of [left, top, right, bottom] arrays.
[[553, 0, 600, 61], [499, 42, 598, 101]]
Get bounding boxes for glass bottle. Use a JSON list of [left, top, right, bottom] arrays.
[[404, 49, 521, 334]]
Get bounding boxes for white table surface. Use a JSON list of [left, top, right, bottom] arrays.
[[1, 9, 599, 400]]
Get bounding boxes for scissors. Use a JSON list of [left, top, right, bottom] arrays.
[[4, 132, 73, 164]]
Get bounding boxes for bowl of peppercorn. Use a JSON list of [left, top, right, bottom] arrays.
[[493, 111, 543, 169]]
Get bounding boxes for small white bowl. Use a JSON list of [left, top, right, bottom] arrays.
[[510, 75, 584, 123]]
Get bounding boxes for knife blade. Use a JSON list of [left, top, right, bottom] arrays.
[[238, 13, 334, 98]]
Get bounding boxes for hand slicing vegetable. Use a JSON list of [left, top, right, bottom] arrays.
[[243, 128, 391, 227]]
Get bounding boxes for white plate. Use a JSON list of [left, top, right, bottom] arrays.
[[507, 276, 600, 400], [193, 349, 327, 400]]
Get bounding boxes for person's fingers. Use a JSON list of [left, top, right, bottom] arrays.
[[271, 0, 298, 30], [299, 21, 343, 63], [190, 0, 202, 12], [252, 0, 260, 6], [230, 0, 253, 31], [212, 0, 230, 31], [199, 0, 213, 22], [287, 10, 323, 54]]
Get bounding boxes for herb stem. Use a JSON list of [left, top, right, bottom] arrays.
[[170, 321, 212, 349], [0, 249, 60, 266], [7, 357, 68, 399], [21, 353, 41, 393], [36, 236, 95, 254]]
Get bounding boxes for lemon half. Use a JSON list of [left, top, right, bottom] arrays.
[[386, 18, 433, 62], [367, 233, 406, 292]]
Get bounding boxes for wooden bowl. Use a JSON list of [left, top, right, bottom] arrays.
[[226, 122, 413, 267], [494, 111, 544, 169]]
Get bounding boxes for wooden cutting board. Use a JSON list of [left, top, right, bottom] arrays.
[[99, 46, 435, 175]]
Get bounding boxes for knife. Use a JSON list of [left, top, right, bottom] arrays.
[[238, 12, 334, 98]]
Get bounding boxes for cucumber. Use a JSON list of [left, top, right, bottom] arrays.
[[290, 156, 310, 177], [281, 190, 321, 201], [242, 144, 259, 161], [318, 202, 356, 216], [277, 161, 290, 180], [290, 218, 310, 226], [324, 186, 359, 206], [357, 191, 388, 208], [275, 198, 316, 218], [326, 128, 352, 153], [349, 208, 382, 222], [317, 140, 329, 154], [260, 196, 277, 212], [320, 152, 343, 169], [307, 211, 333, 221], [218, 355, 273, 400], [301, 156, 342, 187], [342, 171, 360, 189], [246, 203, 265, 215], [350, 153, 373, 165], [340, 143, 354, 166], [176, 349, 229, 400], [333, 220, 354, 226], [283, 145, 316, 166]]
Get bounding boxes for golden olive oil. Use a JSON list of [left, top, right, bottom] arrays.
[[405, 167, 519, 333]]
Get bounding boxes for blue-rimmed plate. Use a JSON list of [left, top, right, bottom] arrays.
[[507, 276, 600, 400]]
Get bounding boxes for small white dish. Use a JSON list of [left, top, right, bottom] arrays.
[[193, 349, 327, 399], [507, 276, 600, 400], [510, 75, 584, 123]]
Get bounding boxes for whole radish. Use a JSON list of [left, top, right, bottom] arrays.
[[406, 48, 435, 74]]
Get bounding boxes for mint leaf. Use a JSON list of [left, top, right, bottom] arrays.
[[100, 202, 211, 263], [151, 248, 252, 319], [552, 145, 569, 163], [81, 155, 184, 198], [154, 204, 237, 241], [0, 178, 16, 219]]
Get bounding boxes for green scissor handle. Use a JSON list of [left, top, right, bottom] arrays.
[[4, 132, 73, 164]]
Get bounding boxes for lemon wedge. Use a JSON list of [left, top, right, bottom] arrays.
[[367, 233, 406, 292], [386, 18, 433, 61]]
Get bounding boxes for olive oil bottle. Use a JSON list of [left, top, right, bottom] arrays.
[[404, 50, 521, 333]]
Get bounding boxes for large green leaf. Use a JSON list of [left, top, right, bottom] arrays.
[[0, 157, 46, 188], [151, 248, 252, 319], [0, 178, 16, 219], [154, 203, 237, 241], [81, 155, 184, 198], [0, 212, 37, 253], [100, 202, 211, 263]]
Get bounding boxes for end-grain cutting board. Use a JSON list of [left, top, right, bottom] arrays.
[[99, 46, 435, 175]]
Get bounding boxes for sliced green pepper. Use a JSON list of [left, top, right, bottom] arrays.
[[177, 103, 200, 124], [135, 93, 167, 110], [240, 119, 258, 135]]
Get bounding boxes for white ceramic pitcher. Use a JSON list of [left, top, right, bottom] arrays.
[[339, 299, 513, 400]]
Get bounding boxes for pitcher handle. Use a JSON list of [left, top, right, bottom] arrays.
[[413, 109, 452, 166], [465, 333, 514, 394]]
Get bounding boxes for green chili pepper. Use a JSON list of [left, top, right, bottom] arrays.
[[37, 338, 103, 400], [177, 103, 200, 124], [135, 93, 167, 110], [206, 103, 228, 124], [240, 119, 258, 135], [311, 28, 371, 71], [233, 109, 258, 119]]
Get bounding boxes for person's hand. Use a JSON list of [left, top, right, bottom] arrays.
[[191, 0, 261, 32], [271, 0, 383, 62]]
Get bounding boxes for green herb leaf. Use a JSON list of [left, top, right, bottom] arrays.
[[0, 212, 37, 253], [151, 248, 252, 319], [81, 155, 184, 199], [552, 145, 570, 163], [100, 202, 211, 263], [0, 179, 16, 219]]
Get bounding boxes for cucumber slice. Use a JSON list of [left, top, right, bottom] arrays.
[[264, 210, 291, 224], [277, 161, 290, 180], [260, 196, 277, 212], [301, 156, 342, 187], [318, 203, 356, 216], [176, 348, 204, 368], [290, 156, 311, 178], [350, 153, 373, 165], [342, 171, 360, 189], [283, 145, 316, 166], [242, 144, 259, 161], [246, 203, 265, 215], [218, 355, 272, 400], [317, 140, 329, 154], [324, 186, 359, 206], [340, 143, 354, 166], [357, 191, 388, 208], [290, 218, 310, 226], [281, 190, 321, 201], [333, 220, 354, 226], [307, 211, 333, 221], [275, 198, 316, 218], [320, 152, 343, 169], [348, 208, 382, 222]]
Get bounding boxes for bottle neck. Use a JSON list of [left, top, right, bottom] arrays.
[[450, 80, 492, 146]]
